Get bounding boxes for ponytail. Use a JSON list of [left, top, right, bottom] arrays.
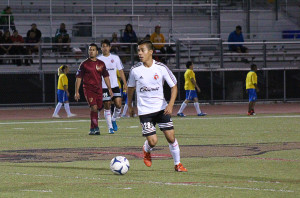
[[58, 65, 68, 75]]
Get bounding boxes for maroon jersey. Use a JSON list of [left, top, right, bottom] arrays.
[[76, 58, 109, 94]]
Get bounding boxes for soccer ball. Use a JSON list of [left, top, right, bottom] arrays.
[[110, 156, 130, 175]]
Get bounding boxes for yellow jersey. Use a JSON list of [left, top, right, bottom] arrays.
[[184, 69, 196, 90], [150, 32, 165, 50], [57, 73, 68, 90], [246, 71, 257, 89]]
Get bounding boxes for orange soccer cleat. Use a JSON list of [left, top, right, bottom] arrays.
[[143, 146, 152, 167], [175, 163, 188, 172]]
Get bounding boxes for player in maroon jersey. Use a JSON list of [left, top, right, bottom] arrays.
[[75, 43, 113, 135]]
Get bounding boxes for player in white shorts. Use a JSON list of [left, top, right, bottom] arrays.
[[127, 40, 187, 172], [97, 39, 127, 134]]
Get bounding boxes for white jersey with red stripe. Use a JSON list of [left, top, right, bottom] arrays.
[[97, 53, 124, 89], [128, 60, 177, 115]]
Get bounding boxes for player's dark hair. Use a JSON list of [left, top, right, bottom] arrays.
[[251, 64, 257, 70], [101, 39, 111, 47], [89, 43, 98, 50], [186, 61, 193, 69], [236, 25, 242, 30], [137, 40, 153, 51]]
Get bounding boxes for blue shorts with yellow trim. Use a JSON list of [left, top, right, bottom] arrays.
[[185, 90, 198, 101], [247, 89, 257, 102], [57, 89, 68, 103]]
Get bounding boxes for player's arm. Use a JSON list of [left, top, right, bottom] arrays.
[[104, 76, 114, 97], [127, 87, 136, 117], [74, 77, 81, 101], [191, 78, 200, 92], [164, 85, 177, 115], [118, 69, 127, 91]]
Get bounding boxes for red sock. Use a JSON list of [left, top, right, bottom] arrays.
[[90, 111, 98, 129]]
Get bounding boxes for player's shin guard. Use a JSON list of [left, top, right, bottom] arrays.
[[90, 111, 98, 128], [194, 102, 202, 114], [121, 104, 128, 116], [53, 102, 63, 115], [178, 102, 187, 114], [112, 107, 121, 121], [169, 139, 180, 165], [64, 103, 72, 116], [104, 109, 113, 129], [144, 140, 153, 153]]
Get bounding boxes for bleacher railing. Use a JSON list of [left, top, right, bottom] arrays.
[[0, 39, 300, 105]]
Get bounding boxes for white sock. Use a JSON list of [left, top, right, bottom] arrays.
[[194, 102, 202, 114], [121, 104, 128, 116], [104, 109, 113, 129], [143, 140, 153, 153], [169, 139, 180, 165], [112, 107, 121, 121], [178, 102, 187, 114], [64, 103, 72, 116], [53, 102, 62, 115]]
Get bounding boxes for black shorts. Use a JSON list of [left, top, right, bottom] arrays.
[[139, 110, 174, 137], [103, 87, 122, 102]]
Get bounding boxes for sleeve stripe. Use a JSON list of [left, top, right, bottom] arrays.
[[156, 61, 177, 84]]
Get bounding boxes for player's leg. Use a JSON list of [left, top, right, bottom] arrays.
[[140, 112, 157, 167], [112, 97, 122, 130], [90, 104, 100, 135], [103, 89, 114, 134], [177, 90, 191, 117], [84, 89, 100, 135], [193, 96, 206, 116], [53, 89, 63, 118], [63, 91, 76, 118], [111, 87, 122, 131], [158, 111, 187, 172]]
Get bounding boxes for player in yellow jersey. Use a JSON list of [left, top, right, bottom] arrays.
[[177, 61, 206, 117], [246, 64, 259, 115], [52, 65, 76, 118]]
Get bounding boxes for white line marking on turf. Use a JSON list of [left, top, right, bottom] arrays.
[[13, 128, 25, 130], [174, 115, 300, 120], [0, 120, 105, 125], [149, 181, 294, 193], [21, 189, 52, 193], [1, 115, 299, 125], [10, 172, 294, 193], [127, 126, 138, 128]]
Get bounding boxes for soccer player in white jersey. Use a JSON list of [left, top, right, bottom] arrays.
[[97, 39, 127, 134], [127, 40, 187, 172]]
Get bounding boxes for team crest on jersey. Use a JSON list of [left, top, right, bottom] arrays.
[[111, 59, 114, 63], [154, 73, 159, 80], [96, 65, 103, 71]]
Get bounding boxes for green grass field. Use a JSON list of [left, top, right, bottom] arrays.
[[0, 114, 299, 197]]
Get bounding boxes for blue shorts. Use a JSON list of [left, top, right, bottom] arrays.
[[57, 89, 68, 103], [247, 89, 257, 102], [185, 90, 198, 101], [120, 88, 128, 104]]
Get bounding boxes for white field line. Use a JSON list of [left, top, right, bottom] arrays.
[[21, 189, 52, 193], [9, 172, 294, 193], [0, 120, 104, 125], [149, 181, 294, 193], [173, 115, 300, 120], [1, 115, 300, 125]]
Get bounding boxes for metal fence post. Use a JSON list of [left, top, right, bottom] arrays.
[[210, 70, 214, 103], [54, 73, 57, 105], [176, 40, 180, 69], [130, 44, 134, 66], [263, 43, 267, 68], [283, 69, 286, 102], [220, 39, 223, 68], [39, 44, 42, 70]]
